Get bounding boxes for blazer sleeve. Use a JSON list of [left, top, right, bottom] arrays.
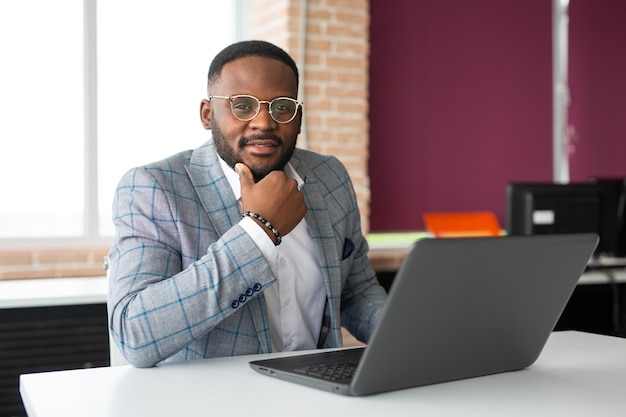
[[107, 165, 275, 367]]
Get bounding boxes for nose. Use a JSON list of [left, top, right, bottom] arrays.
[[249, 100, 278, 128]]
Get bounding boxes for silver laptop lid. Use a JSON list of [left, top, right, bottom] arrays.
[[351, 233, 597, 395]]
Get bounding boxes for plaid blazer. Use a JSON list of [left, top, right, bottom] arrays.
[[107, 136, 387, 367]]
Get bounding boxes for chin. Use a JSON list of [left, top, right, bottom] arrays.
[[250, 166, 276, 183]]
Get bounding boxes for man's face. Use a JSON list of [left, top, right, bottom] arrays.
[[200, 56, 302, 182]]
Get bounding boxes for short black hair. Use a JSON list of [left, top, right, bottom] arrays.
[[207, 40, 299, 89]]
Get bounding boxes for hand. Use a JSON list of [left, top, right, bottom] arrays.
[[236, 163, 307, 240]]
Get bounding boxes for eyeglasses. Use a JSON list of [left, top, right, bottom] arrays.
[[208, 94, 303, 124]]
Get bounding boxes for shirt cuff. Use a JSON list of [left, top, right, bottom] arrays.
[[240, 216, 279, 272]]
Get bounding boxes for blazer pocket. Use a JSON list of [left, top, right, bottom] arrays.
[[342, 238, 355, 260]]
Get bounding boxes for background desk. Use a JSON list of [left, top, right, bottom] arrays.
[[20, 331, 626, 417]]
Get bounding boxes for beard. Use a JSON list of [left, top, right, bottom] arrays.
[[211, 115, 297, 183]]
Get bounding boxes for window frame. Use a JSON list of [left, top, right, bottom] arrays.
[[0, 0, 243, 249]]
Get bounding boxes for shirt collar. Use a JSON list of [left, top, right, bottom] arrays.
[[218, 156, 304, 201]]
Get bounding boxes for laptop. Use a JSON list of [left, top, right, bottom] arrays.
[[249, 233, 598, 396]]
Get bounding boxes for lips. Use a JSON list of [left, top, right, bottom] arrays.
[[247, 140, 277, 147], [242, 137, 281, 156]]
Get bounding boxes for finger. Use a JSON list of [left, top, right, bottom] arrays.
[[235, 163, 254, 189]]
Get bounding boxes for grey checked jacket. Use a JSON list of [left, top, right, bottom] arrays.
[[107, 137, 387, 367]]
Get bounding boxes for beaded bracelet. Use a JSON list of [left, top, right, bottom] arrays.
[[241, 211, 282, 246]]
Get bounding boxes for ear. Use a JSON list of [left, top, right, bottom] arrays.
[[200, 99, 212, 130]]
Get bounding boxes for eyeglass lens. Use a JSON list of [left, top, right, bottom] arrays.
[[230, 96, 299, 123]]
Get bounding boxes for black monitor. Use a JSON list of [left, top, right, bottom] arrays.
[[506, 180, 626, 258]]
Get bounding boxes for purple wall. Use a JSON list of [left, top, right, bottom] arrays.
[[369, 0, 553, 231], [568, 0, 626, 181]]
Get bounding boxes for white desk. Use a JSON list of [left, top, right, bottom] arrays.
[[20, 331, 626, 417]]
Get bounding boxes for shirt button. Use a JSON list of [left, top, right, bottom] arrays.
[[279, 258, 287, 267], [283, 298, 291, 307]]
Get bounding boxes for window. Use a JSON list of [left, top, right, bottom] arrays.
[[0, 1, 84, 238], [0, 0, 237, 243], [97, 0, 237, 236]]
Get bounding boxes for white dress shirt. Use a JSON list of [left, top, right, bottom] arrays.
[[218, 157, 326, 352]]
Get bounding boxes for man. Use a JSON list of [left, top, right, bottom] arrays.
[[107, 40, 387, 368]]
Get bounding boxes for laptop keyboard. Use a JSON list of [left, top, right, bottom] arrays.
[[294, 359, 359, 381]]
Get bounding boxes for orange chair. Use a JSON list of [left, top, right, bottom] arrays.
[[422, 211, 502, 238]]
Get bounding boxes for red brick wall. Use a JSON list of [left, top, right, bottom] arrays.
[[0, 247, 109, 280]]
